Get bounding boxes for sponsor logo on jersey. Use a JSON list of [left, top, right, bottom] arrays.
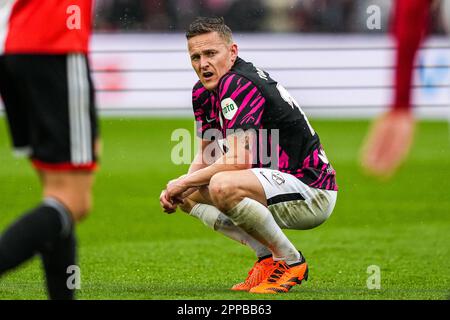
[[221, 98, 238, 120]]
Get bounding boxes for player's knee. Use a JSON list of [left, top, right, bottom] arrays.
[[42, 171, 94, 222], [62, 194, 92, 222], [46, 192, 92, 222], [71, 197, 92, 222], [209, 172, 241, 212], [209, 172, 232, 199]]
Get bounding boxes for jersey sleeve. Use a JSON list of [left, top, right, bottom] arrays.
[[192, 81, 219, 140], [217, 73, 265, 131]]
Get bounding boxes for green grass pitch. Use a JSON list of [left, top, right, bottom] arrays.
[[0, 117, 449, 300]]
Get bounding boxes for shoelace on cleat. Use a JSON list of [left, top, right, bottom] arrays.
[[248, 260, 275, 283], [264, 262, 289, 283], [246, 262, 258, 277], [241, 261, 265, 285]]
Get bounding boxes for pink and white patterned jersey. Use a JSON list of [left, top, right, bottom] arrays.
[[192, 57, 337, 191]]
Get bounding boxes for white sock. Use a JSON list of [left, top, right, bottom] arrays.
[[189, 203, 220, 229], [190, 203, 271, 258], [226, 197, 301, 265]]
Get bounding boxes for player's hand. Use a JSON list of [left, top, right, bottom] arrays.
[[360, 109, 415, 178], [166, 176, 191, 200], [159, 189, 178, 214]]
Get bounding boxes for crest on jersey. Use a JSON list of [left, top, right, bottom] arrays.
[[221, 98, 238, 120], [271, 172, 285, 185]]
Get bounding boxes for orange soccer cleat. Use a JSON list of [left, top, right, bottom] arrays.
[[231, 256, 276, 291], [249, 259, 309, 294]]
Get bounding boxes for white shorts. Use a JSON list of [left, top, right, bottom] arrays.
[[250, 168, 337, 230]]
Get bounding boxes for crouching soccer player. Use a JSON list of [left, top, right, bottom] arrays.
[[160, 17, 338, 294], [0, 0, 98, 299]]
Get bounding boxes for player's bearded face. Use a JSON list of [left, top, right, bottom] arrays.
[[188, 32, 238, 91]]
